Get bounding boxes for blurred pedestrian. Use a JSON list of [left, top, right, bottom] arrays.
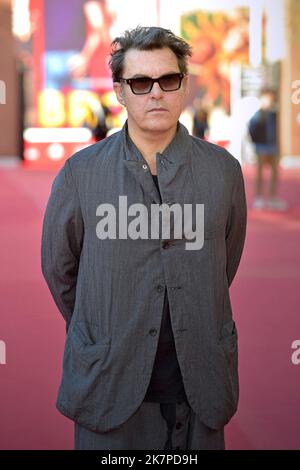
[[249, 88, 287, 210], [192, 97, 209, 139], [84, 99, 109, 141]]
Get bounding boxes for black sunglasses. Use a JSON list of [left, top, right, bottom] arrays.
[[119, 73, 186, 95]]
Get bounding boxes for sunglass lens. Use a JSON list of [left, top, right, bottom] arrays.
[[131, 78, 153, 94], [159, 74, 181, 91]]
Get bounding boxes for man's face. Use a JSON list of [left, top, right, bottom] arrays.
[[113, 47, 188, 134], [261, 92, 275, 110]]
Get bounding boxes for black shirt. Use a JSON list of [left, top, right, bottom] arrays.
[[143, 174, 188, 403]]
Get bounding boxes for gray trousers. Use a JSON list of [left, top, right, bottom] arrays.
[[74, 400, 225, 450]]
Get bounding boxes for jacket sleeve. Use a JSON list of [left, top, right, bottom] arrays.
[[225, 159, 247, 287], [41, 160, 84, 330]]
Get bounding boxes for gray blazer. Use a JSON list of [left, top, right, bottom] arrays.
[[41, 122, 247, 433]]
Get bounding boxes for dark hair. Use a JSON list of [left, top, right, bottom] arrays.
[[109, 26, 192, 82], [261, 87, 277, 98]]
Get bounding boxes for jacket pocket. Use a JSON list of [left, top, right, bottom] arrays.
[[71, 322, 110, 367], [70, 321, 111, 370], [218, 319, 238, 376], [212, 319, 239, 417], [57, 321, 111, 420]]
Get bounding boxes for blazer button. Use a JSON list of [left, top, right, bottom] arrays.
[[156, 285, 164, 293], [149, 328, 157, 336]]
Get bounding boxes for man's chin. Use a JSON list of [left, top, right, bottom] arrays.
[[143, 119, 176, 133], [128, 115, 178, 134]]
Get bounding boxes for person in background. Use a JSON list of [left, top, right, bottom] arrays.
[[86, 99, 110, 141], [249, 88, 287, 210], [192, 96, 209, 139]]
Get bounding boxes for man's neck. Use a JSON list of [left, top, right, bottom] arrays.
[[127, 121, 177, 175]]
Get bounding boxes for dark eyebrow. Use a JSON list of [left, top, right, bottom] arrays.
[[130, 71, 180, 79]]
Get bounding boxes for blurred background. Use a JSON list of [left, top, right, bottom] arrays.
[[0, 0, 299, 450]]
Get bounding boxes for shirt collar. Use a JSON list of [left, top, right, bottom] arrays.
[[122, 120, 191, 168]]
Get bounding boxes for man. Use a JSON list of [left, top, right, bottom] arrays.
[[249, 88, 287, 211], [42, 26, 247, 450]]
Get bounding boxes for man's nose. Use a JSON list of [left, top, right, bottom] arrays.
[[150, 81, 164, 98]]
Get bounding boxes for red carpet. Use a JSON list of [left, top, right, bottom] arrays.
[[0, 163, 299, 449]]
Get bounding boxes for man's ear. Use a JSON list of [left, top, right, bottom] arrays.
[[113, 82, 126, 107]]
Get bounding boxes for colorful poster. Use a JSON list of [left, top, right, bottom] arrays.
[[181, 8, 249, 112], [17, 0, 120, 167]]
